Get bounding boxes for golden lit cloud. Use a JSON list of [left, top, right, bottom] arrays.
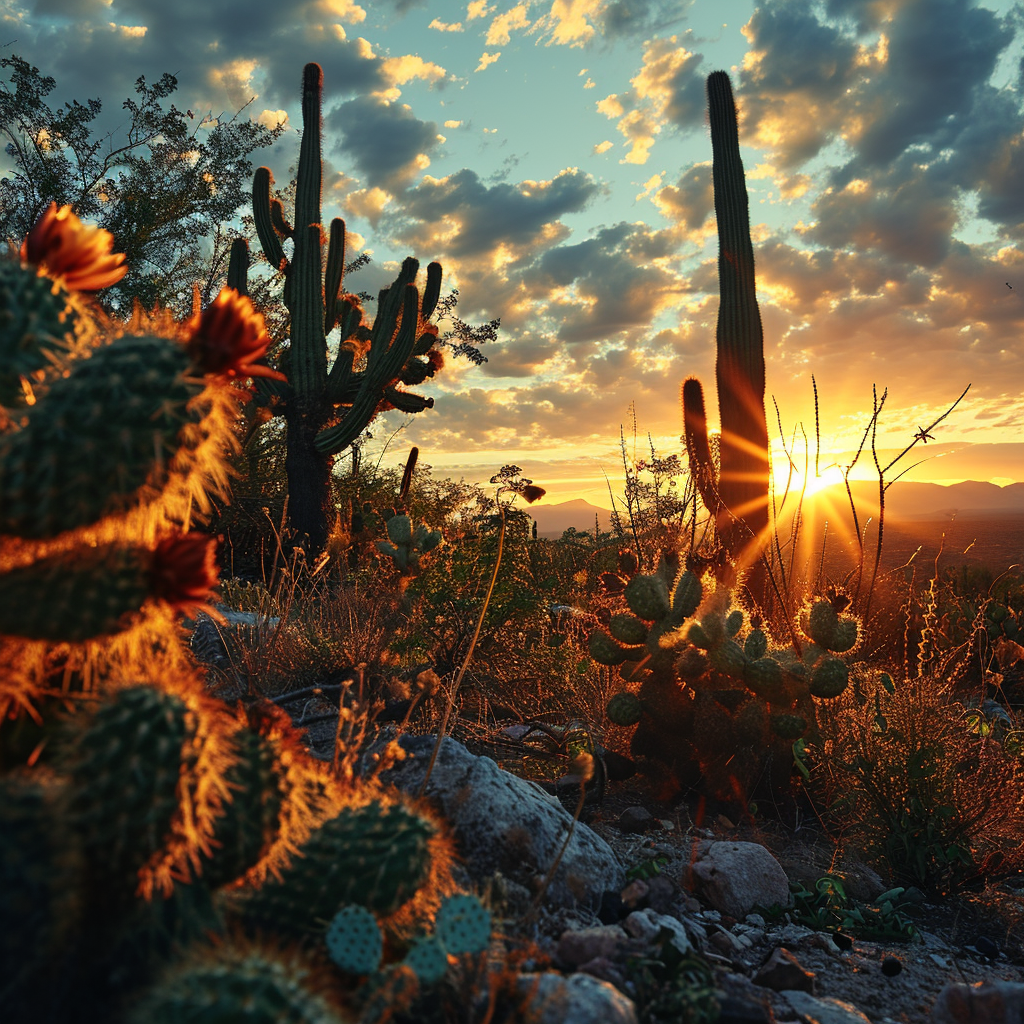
[[593, 140, 613, 154], [310, 0, 366, 22], [475, 51, 501, 72], [429, 18, 463, 32], [444, 119, 464, 128], [110, 23, 147, 37], [343, 186, 392, 227], [485, 3, 530, 45], [533, 0, 604, 47], [376, 54, 448, 100], [256, 109, 288, 130], [467, 1, 493, 19]]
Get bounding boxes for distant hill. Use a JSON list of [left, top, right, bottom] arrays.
[[528, 481, 1024, 537], [526, 499, 614, 539]]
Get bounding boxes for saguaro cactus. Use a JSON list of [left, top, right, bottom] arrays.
[[682, 71, 770, 589], [242, 63, 444, 557]]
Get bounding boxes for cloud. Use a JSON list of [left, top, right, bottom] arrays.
[[593, 140, 613, 154], [595, 36, 704, 163], [466, 1, 493, 20], [485, 3, 531, 45], [428, 18, 463, 32], [474, 51, 502, 72], [531, 0, 604, 48], [326, 95, 441, 189], [396, 167, 601, 259], [343, 186, 392, 227]]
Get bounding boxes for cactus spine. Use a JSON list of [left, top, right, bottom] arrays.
[[243, 63, 444, 556], [682, 72, 770, 591]]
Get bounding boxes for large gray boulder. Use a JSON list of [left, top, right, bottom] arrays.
[[518, 972, 638, 1024], [374, 734, 624, 910], [688, 840, 791, 919]]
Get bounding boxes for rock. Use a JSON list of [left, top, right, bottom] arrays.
[[619, 805, 656, 832], [577, 955, 627, 986], [518, 972, 638, 1024], [645, 873, 676, 914], [622, 907, 693, 955], [717, 993, 775, 1023], [754, 947, 816, 994], [932, 980, 1024, 1024], [557, 925, 628, 967], [373, 734, 624, 909], [689, 840, 791, 919], [186, 604, 280, 673], [782, 990, 874, 1023]]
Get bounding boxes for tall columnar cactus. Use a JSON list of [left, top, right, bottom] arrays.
[[242, 63, 445, 557], [682, 72, 770, 589]]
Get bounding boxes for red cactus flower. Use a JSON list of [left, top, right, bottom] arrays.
[[186, 288, 287, 382], [21, 202, 128, 291], [150, 534, 220, 618]]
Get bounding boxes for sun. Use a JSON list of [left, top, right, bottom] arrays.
[[771, 460, 846, 500]]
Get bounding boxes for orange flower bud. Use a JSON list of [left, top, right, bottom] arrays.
[[150, 533, 220, 618], [187, 288, 287, 382], [21, 202, 128, 290]]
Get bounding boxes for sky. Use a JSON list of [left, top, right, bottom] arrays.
[[2, 0, 1022, 507]]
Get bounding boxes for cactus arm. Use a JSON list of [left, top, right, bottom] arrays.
[[707, 70, 770, 558], [252, 167, 287, 273], [323, 219, 346, 335], [421, 261, 442, 321], [324, 346, 355, 405], [681, 376, 720, 522], [270, 199, 293, 237], [315, 284, 420, 453], [226, 238, 249, 296]]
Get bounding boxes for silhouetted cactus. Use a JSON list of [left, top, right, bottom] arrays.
[[240, 62, 445, 557], [682, 71, 770, 592]]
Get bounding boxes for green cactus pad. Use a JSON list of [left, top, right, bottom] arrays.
[[671, 570, 703, 619], [606, 692, 644, 726], [609, 613, 649, 646], [243, 800, 435, 934], [687, 623, 712, 650], [771, 714, 808, 740], [806, 600, 839, 649], [744, 628, 769, 660], [326, 904, 383, 975], [701, 610, 727, 646], [387, 515, 413, 546], [404, 935, 449, 985], [62, 686, 190, 887], [0, 542, 160, 642], [435, 894, 491, 956], [725, 609, 745, 637], [624, 574, 671, 622], [0, 334, 205, 539], [830, 618, 859, 653], [203, 728, 284, 889], [589, 630, 630, 666], [810, 657, 850, 698], [709, 639, 749, 678], [0, 262, 83, 405], [125, 940, 349, 1024], [744, 657, 785, 700]]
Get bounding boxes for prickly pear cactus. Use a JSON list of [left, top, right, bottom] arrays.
[[376, 514, 443, 575], [598, 568, 861, 806]]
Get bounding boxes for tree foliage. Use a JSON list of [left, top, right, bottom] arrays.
[[0, 53, 285, 315]]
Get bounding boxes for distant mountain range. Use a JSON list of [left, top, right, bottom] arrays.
[[527, 481, 1024, 539]]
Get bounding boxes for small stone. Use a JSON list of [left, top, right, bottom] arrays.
[[556, 925, 627, 967], [716, 993, 773, 1023], [619, 805, 656, 832], [753, 947, 816, 994], [929, 953, 951, 970], [518, 972, 639, 1024], [577, 955, 626, 987], [645, 873, 676, 914], [744, 913, 766, 929], [974, 935, 1000, 958], [880, 956, 902, 977], [805, 932, 842, 956], [710, 929, 744, 955], [623, 907, 693, 955]]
